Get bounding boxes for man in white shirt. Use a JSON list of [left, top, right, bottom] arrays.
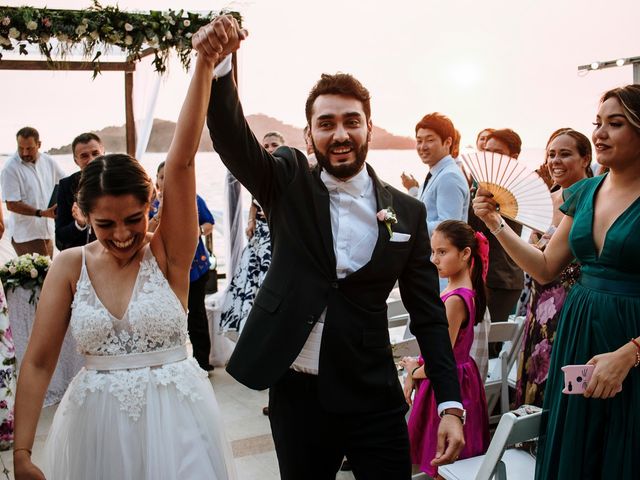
[[1, 127, 65, 257], [198, 17, 465, 480]]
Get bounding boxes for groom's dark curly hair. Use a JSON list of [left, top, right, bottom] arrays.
[[304, 73, 372, 124]]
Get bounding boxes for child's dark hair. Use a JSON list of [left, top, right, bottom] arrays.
[[435, 220, 488, 326]]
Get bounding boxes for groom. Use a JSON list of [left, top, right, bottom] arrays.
[[197, 17, 465, 479]]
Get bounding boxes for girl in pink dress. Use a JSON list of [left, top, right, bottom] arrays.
[[401, 220, 490, 478]]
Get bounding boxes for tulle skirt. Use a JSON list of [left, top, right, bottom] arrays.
[[43, 358, 236, 480]]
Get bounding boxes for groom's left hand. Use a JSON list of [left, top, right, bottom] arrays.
[[430, 415, 465, 467]]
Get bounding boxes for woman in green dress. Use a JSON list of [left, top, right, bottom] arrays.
[[473, 84, 640, 479]]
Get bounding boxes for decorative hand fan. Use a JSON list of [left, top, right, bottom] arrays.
[[461, 151, 553, 233]]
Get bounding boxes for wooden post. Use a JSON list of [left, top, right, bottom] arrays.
[[124, 70, 136, 156]]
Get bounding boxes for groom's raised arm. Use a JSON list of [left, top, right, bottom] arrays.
[[196, 16, 295, 210], [206, 65, 289, 205]]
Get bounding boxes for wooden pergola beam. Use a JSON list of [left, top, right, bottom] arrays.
[[0, 59, 136, 72]]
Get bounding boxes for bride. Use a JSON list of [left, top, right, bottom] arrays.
[[12, 36, 237, 479]]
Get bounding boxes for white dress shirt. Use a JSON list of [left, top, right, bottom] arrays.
[[0, 152, 65, 242], [291, 167, 377, 374]]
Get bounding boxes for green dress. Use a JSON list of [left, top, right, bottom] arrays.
[[535, 175, 640, 479]]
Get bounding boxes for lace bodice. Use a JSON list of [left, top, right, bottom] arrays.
[[70, 245, 187, 356], [65, 246, 204, 420]]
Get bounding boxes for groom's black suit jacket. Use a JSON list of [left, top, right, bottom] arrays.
[[207, 73, 461, 413]]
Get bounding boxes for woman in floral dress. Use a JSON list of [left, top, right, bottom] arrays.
[[0, 281, 15, 451], [515, 128, 592, 407], [219, 132, 285, 333], [0, 204, 16, 450]]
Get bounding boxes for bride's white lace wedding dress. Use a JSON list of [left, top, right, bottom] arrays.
[[44, 246, 236, 479]]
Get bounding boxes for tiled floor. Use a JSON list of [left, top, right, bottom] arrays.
[[1, 368, 357, 479]]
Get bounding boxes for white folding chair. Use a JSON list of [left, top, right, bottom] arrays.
[[387, 297, 410, 328], [485, 316, 525, 424], [439, 407, 541, 480]]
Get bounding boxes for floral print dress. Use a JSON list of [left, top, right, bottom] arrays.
[[515, 262, 580, 407], [0, 284, 15, 450], [219, 205, 271, 333]]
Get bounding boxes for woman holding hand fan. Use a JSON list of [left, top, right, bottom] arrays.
[[473, 85, 640, 480]]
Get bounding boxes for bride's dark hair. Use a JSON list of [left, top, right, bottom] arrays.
[[77, 153, 153, 215]]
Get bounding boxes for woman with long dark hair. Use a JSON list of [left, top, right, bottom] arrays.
[[13, 47, 236, 479], [473, 85, 640, 479]]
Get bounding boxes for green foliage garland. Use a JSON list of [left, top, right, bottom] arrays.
[[0, 1, 242, 77]]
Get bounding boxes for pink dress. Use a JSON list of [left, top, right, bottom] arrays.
[[408, 287, 489, 477]]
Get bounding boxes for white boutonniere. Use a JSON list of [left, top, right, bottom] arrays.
[[377, 207, 398, 236]]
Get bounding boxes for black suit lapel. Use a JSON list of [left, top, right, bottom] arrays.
[[368, 164, 394, 263], [310, 166, 337, 272]]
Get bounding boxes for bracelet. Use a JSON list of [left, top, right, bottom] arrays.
[[13, 447, 32, 456], [35, 209, 42, 217], [630, 339, 640, 368], [490, 221, 505, 236], [411, 366, 421, 378]]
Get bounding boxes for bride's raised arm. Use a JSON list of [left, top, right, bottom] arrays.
[[152, 52, 217, 288]]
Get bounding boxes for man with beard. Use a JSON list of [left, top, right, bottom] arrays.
[[197, 16, 464, 480], [1, 127, 65, 257]]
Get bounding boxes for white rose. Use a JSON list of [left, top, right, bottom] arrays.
[[26, 20, 38, 31], [8, 266, 16, 275], [124, 23, 133, 32], [183, 19, 191, 27], [165, 31, 173, 40], [0, 36, 10, 46], [185, 32, 192, 39], [30, 268, 38, 279], [75, 24, 87, 35], [1, 17, 10, 26], [124, 35, 133, 46], [8, 27, 20, 39], [82, 18, 89, 26]]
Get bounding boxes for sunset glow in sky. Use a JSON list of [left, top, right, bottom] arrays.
[[1, 0, 638, 153]]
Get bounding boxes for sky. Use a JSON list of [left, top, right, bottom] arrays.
[[1, 0, 639, 153]]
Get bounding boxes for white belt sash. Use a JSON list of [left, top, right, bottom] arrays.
[[84, 345, 188, 370]]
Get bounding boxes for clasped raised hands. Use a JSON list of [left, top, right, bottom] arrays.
[[192, 15, 248, 66]]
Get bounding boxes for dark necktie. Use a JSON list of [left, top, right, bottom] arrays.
[[421, 172, 432, 196]]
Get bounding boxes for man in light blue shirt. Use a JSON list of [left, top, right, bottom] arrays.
[[402, 113, 470, 238]]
